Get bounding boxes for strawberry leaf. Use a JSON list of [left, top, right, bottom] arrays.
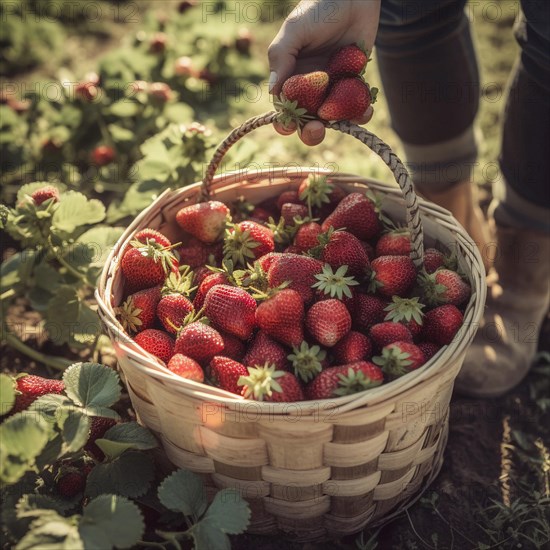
[[0, 373, 16, 415], [157, 469, 208, 519], [94, 422, 157, 460], [14, 510, 83, 550], [202, 488, 251, 535], [51, 191, 105, 236], [57, 408, 91, 454]]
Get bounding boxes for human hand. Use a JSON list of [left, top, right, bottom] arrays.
[[268, 0, 381, 146]]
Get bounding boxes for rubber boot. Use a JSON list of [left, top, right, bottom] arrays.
[[417, 181, 493, 272], [455, 224, 550, 397]]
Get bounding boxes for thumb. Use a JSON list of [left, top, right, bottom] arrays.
[[267, 40, 297, 96]]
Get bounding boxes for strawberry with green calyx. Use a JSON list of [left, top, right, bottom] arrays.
[[167, 354, 204, 383], [375, 228, 411, 257], [326, 42, 370, 78], [287, 341, 327, 382], [273, 97, 313, 130], [279, 71, 330, 117], [373, 341, 426, 379], [117, 286, 161, 334], [423, 248, 446, 274], [294, 221, 323, 252], [157, 272, 196, 335], [236, 260, 270, 293], [176, 200, 230, 244], [266, 216, 304, 249], [306, 299, 351, 348], [134, 228, 172, 248], [418, 268, 471, 307], [84, 417, 117, 460], [177, 238, 223, 269], [239, 363, 304, 402], [317, 77, 377, 122], [257, 252, 282, 273], [368, 255, 416, 297], [305, 361, 383, 400], [369, 322, 413, 352], [280, 203, 309, 225], [30, 185, 60, 206], [203, 284, 257, 340], [352, 293, 388, 332], [56, 469, 87, 498], [209, 356, 249, 395], [332, 331, 372, 364], [224, 220, 275, 265], [174, 312, 225, 363], [11, 374, 65, 414], [91, 145, 115, 167], [422, 304, 463, 346], [134, 329, 175, 363], [243, 331, 289, 371], [277, 190, 302, 211], [312, 264, 359, 300], [383, 296, 425, 339], [298, 174, 334, 218]]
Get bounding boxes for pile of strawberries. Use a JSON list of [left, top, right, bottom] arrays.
[[116, 175, 470, 402], [276, 43, 378, 125]]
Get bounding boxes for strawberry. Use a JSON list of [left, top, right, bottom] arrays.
[[369, 322, 413, 352], [373, 341, 426, 379], [368, 255, 416, 297], [250, 206, 273, 224], [84, 417, 117, 460], [375, 229, 411, 257], [318, 229, 370, 277], [423, 248, 446, 274], [174, 321, 225, 363], [280, 203, 308, 225], [150, 32, 168, 53], [75, 81, 98, 102], [362, 241, 375, 261], [352, 294, 388, 331], [134, 228, 171, 248], [157, 294, 194, 334], [419, 269, 471, 306], [294, 222, 322, 252], [148, 82, 173, 103], [422, 304, 463, 345], [281, 71, 330, 115], [204, 284, 257, 340], [322, 192, 381, 241], [134, 329, 174, 363], [318, 78, 376, 122], [224, 221, 275, 265], [12, 375, 65, 414], [178, 0, 197, 12], [418, 341, 441, 361], [267, 253, 323, 303], [305, 361, 383, 400], [277, 190, 301, 211], [176, 201, 230, 244], [243, 331, 289, 371], [174, 56, 196, 77], [177, 238, 223, 269], [256, 288, 305, 347], [287, 341, 327, 382], [284, 245, 302, 254], [257, 252, 282, 273], [219, 331, 246, 361], [121, 240, 178, 291], [30, 185, 59, 205], [306, 299, 351, 348], [209, 356, 248, 394], [332, 331, 372, 364], [57, 471, 86, 498], [312, 264, 359, 301], [167, 354, 204, 382], [193, 265, 214, 287], [298, 174, 336, 216], [118, 286, 161, 334], [327, 43, 369, 77], [383, 296, 425, 339], [235, 27, 252, 54], [239, 364, 304, 402], [91, 145, 115, 166]]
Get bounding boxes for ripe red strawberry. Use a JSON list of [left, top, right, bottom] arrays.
[[167, 354, 204, 382], [373, 341, 426, 379], [224, 221, 275, 265], [75, 81, 98, 102], [250, 206, 273, 224], [419, 269, 471, 306], [57, 471, 86, 498], [121, 240, 178, 291], [423, 248, 446, 274], [118, 286, 161, 334], [318, 78, 376, 122], [297, 174, 338, 215], [193, 265, 214, 286], [235, 27, 252, 54], [239, 364, 304, 402], [148, 82, 173, 102], [319, 229, 370, 277], [281, 71, 330, 114], [91, 145, 115, 166], [257, 252, 282, 273], [174, 321, 224, 363], [375, 229, 411, 257], [277, 190, 301, 211], [203, 285, 257, 340], [219, 331, 246, 361], [157, 294, 194, 334], [12, 375, 65, 414], [294, 222, 322, 252], [287, 341, 327, 382], [84, 417, 117, 460], [280, 203, 308, 225], [256, 289, 305, 347], [177, 238, 223, 269], [418, 341, 441, 361], [176, 201, 230, 244], [30, 185, 59, 205], [369, 322, 413, 352], [305, 361, 383, 400], [134, 228, 171, 248], [327, 43, 369, 77], [352, 294, 388, 331], [383, 296, 425, 339], [134, 329, 174, 363], [422, 304, 463, 345], [193, 272, 228, 310], [150, 32, 168, 53], [209, 356, 248, 394], [267, 253, 323, 303], [322, 192, 381, 241], [369, 255, 416, 297], [332, 331, 372, 364], [306, 299, 351, 348], [243, 331, 289, 371]]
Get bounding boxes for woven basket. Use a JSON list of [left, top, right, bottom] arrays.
[[96, 112, 486, 541]]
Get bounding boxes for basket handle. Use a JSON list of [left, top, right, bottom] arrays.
[[201, 111, 424, 266]]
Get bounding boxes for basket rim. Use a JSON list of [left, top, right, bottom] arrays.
[[96, 167, 487, 414]]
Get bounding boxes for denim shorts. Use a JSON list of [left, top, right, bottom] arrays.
[[375, 0, 550, 232]]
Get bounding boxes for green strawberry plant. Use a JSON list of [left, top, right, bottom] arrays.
[[0, 362, 250, 549]]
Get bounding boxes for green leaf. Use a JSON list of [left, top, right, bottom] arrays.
[[0, 373, 16, 415], [16, 511, 83, 550], [0, 413, 51, 484], [85, 451, 154, 499], [157, 469, 207, 518], [51, 191, 105, 235], [95, 422, 157, 460], [75, 226, 124, 279], [108, 123, 135, 145], [63, 362, 121, 409], [58, 408, 91, 454], [79, 495, 144, 550], [108, 101, 140, 117], [203, 489, 250, 535], [189, 520, 231, 550]]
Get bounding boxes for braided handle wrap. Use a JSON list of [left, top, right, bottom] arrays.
[[201, 111, 424, 266]]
